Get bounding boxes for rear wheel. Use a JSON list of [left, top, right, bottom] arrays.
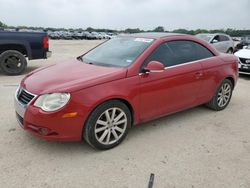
[[0, 50, 27, 75], [83, 100, 131, 150], [206, 79, 233, 111]]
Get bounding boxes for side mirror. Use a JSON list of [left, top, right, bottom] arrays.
[[143, 61, 165, 73], [243, 46, 248, 49], [212, 39, 218, 44]]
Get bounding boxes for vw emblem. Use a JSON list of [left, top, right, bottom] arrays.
[[246, 59, 250, 64]]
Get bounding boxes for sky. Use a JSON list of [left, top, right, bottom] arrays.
[[0, 0, 249, 30]]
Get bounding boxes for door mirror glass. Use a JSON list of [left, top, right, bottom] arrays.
[[143, 61, 165, 73]]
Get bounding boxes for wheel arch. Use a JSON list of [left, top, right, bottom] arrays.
[[0, 41, 31, 58], [81, 97, 135, 142], [113, 98, 134, 127], [225, 76, 235, 89], [92, 98, 134, 127]]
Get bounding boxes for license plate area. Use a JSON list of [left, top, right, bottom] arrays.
[[242, 65, 250, 69]]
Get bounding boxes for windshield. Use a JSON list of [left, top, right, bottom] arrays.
[[196, 34, 213, 42], [80, 37, 154, 67]]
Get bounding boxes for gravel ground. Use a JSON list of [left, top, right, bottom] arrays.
[[0, 40, 250, 188]]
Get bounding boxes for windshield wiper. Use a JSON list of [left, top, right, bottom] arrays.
[[77, 56, 83, 62], [77, 57, 95, 65], [86, 62, 94, 65]]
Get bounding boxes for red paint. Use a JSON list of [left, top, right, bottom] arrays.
[[144, 61, 165, 72], [19, 34, 238, 141]]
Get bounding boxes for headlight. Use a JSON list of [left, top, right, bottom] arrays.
[[34, 93, 70, 112]]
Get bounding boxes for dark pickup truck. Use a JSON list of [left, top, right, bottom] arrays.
[[0, 31, 51, 75]]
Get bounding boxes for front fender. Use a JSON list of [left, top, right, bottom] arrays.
[[72, 76, 140, 126]]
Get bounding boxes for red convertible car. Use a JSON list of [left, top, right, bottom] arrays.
[[15, 33, 238, 149]]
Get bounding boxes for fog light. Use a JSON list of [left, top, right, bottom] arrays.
[[39, 128, 49, 135]]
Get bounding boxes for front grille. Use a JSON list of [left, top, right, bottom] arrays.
[[17, 88, 35, 106], [240, 58, 250, 65]]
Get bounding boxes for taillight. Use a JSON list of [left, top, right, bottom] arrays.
[[43, 36, 49, 49]]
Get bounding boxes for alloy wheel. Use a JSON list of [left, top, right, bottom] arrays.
[[94, 107, 127, 145], [217, 83, 232, 107]]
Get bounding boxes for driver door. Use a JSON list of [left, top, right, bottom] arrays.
[[138, 41, 204, 122]]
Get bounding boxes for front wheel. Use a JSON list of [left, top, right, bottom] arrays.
[[206, 79, 233, 111], [83, 100, 131, 150]]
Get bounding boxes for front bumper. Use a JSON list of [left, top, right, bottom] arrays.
[[238, 63, 250, 75], [14, 88, 86, 141]]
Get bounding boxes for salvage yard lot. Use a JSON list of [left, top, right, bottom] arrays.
[[0, 40, 250, 188]]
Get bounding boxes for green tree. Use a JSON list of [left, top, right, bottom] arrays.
[[124, 28, 142, 33], [0, 21, 7, 28], [86, 27, 94, 32], [153, 26, 164, 32]]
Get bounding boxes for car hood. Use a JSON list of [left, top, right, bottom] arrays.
[[21, 59, 127, 94], [235, 49, 250, 59]]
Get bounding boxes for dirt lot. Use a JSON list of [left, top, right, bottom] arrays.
[[0, 40, 250, 188]]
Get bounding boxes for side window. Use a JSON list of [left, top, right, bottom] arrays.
[[225, 36, 230, 41], [166, 41, 197, 65], [214, 35, 220, 42], [143, 43, 173, 67], [192, 42, 214, 60], [220, 35, 229, 41], [143, 40, 214, 68]]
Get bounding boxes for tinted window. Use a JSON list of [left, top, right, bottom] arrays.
[[144, 40, 214, 67], [143, 43, 173, 66], [220, 35, 229, 41], [193, 42, 214, 60]]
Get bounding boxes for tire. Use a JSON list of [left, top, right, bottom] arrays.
[[0, 50, 27, 75], [206, 79, 233, 111], [83, 100, 131, 150], [227, 48, 233, 54]]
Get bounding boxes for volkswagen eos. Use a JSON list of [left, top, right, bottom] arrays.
[[14, 33, 238, 149]]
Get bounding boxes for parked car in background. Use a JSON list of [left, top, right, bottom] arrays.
[[48, 32, 60, 39], [196, 33, 234, 53], [241, 35, 250, 46], [235, 45, 250, 75], [48, 30, 115, 40], [99, 32, 110, 39], [15, 33, 238, 150], [91, 32, 102, 39], [107, 32, 117, 39], [0, 31, 51, 75], [72, 31, 81, 39], [85, 32, 96, 40], [235, 35, 250, 51], [61, 31, 73, 40]]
